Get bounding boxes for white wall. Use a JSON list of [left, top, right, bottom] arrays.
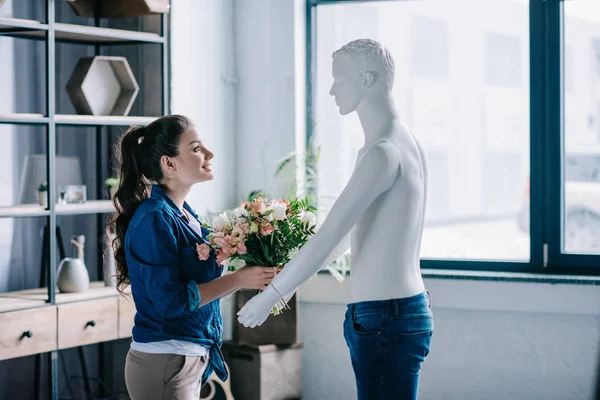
[[234, 0, 300, 203], [171, 0, 236, 217]]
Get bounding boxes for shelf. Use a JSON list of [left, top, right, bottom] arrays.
[[0, 204, 50, 218], [54, 23, 165, 45], [0, 19, 164, 45], [55, 200, 115, 215], [0, 113, 48, 125], [0, 297, 49, 313], [0, 201, 115, 219], [0, 18, 48, 40], [0, 281, 127, 305], [55, 114, 157, 126], [0, 114, 157, 126]]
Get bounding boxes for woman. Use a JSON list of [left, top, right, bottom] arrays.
[[108, 114, 275, 400]]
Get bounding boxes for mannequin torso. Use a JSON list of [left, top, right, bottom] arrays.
[[349, 121, 426, 303]]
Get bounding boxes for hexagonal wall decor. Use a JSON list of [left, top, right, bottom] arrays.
[[66, 56, 139, 116], [66, 0, 170, 18]]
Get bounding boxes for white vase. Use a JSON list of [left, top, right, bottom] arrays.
[[57, 257, 90, 293], [37, 191, 48, 208]]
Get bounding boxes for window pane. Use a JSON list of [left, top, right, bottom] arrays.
[[563, 0, 600, 254], [314, 0, 530, 261]]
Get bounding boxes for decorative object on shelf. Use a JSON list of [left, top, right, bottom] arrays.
[[18, 155, 82, 205], [59, 184, 87, 204], [57, 235, 90, 293], [37, 182, 48, 208], [66, 0, 170, 18], [66, 56, 139, 116], [105, 177, 119, 199], [103, 233, 117, 288], [222, 341, 303, 400]]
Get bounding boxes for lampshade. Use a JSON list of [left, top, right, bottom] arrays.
[[18, 155, 82, 204]]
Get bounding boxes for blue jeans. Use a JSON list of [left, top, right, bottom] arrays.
[[343, 291, 434, 400]]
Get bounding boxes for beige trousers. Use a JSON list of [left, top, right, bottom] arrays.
[[125, 349, 208, 400]]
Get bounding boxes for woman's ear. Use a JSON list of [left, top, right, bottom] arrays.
[[160, 155, 177, 175]]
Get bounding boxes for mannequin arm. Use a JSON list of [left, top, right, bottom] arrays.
[[324, 231, 351, 267], [237, 143, 401, 326], [268, 142, 401, 298]]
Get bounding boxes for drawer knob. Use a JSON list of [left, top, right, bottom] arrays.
[[85, 320, 96, 328], [21, 330, 33, 339]]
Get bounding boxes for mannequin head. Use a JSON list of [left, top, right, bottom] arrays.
[[329, 39, 395, 115]]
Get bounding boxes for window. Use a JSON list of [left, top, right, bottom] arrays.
[[484, 32, 522, 88], [313, 0, 530, 262], [308, 0, 600, 275], [563, 0, 600, 256], [410, 16, 449, 79]]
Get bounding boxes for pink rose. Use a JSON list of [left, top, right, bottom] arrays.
[[259, 223, 275, 236], [195, 243, 211, 261], [214, 236, 229, 248], [250, 198, 267, 215], [216, 249, 229, 265]]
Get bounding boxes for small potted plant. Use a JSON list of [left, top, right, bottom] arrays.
[[37, 182, 48, 208], [105, 177, 119, 199]]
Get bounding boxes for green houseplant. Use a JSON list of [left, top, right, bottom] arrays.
[[37, 182, 48, 208]]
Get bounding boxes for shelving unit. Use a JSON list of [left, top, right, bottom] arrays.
[[0, 200, 116, 218], [0, 17, 165, 44], [0, 113, 49, 125], [0, 2, 170, 399]]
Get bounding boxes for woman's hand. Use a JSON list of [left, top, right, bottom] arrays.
[[234, 266, 277, 290]]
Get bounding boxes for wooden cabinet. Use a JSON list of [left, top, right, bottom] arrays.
[[0, 305, 57, 361], [0, 282, 136, 360], [58, 297, 119, 349]]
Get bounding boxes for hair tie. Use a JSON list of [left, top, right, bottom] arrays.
[[130, 125, 145, 145]]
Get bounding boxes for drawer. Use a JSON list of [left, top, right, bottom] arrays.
[[118, 295, 136, 339], [0, 306, 57, 361], [58, 298, 118, 350]]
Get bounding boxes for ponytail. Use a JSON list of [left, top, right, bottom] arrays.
[[108, 125, 148, 295], [106, 115, 192, 295]]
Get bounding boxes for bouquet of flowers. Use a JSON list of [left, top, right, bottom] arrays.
[[196, 196, 318, 315]]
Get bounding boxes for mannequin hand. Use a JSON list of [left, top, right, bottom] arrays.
[[237, 286, 279, 328]]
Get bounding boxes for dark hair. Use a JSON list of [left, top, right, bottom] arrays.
[[107, 114, 193, 294]]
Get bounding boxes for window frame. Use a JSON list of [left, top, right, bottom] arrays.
[[306, 0, 600, 276]]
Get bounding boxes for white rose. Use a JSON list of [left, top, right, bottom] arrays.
[[233, 207, 248, 218], [212, 212, 230, 230], [228, 258, 247, 270], [265, 207, 274, 221], [300, 210, 317, 227], [272, 202, 288, 221]]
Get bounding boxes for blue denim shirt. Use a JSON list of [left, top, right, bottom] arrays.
[[125, 185, 227, 386]]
